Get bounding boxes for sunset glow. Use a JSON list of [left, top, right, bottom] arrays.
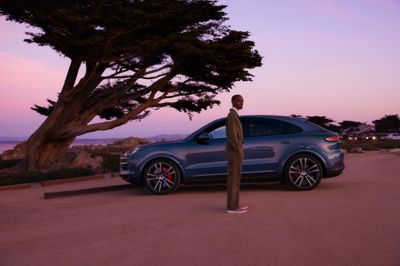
[[0, 0, 399, 138]]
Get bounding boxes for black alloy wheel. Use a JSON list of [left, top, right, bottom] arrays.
[[143, 159, 181, 194], [284, 154, 322, 190]]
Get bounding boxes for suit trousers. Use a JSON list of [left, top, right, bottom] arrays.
[[226, 148, 244, 210]]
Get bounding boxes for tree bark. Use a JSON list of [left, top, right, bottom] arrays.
[[17, 60, 103, 171], [19, 101, 78, 170], [17, 61, 154, 171], [22, 134, 75, 170]]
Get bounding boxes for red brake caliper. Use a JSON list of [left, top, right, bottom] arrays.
[[163, 166, 173, 181]]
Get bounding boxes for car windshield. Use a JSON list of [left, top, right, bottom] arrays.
[[184, 118, 225, 141]]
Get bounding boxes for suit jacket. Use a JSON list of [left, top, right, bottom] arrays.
[[226, 108, 243, 152]]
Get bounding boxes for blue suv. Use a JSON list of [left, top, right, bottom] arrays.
[[120, 115, 344, 194]]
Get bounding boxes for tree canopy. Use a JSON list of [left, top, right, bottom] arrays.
[[373, 114, 400, 133], [0, 0, 262, 170], [339, 120, 362, 130], [1, 0, 262, 129], [306, 116, 339, 132]]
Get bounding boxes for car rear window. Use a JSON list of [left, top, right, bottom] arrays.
[[247, 118, 302, 137]]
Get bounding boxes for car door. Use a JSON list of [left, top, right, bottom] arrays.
[[242, 118, 302, 175], [184, 120, 228, 179]]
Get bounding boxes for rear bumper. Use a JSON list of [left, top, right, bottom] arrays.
[[325, 161, 345, 178]]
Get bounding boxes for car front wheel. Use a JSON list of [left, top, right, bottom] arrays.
[[143, 159, 181, 195], [284, 154, 322, 190]]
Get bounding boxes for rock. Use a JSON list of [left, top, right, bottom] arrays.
[[1, 142, 26, 160], [48, 151, 79, 170], [112, 137, 149, 147], [71, 151, 103, 172], [349, 147, 363, 153]]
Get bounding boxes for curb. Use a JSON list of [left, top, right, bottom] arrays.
[[43, 184, 135, 199], [40, 175, 105, 187], [0, 183, 32, 192], [0, 173, 118, 192]]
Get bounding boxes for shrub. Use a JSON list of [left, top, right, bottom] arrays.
[[341, 140, 400, 151], [375, 140, 400, 149], [0, 171, 47, 186], [0, 167, 95, 186], [47, 168, 94, 180], [101, 154, 120, 172], [0, 159, 22, 170]]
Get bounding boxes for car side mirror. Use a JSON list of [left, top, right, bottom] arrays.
[[197, 133, 211, 143]]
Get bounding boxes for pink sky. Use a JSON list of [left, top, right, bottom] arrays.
[[0, 0, 399, 138]]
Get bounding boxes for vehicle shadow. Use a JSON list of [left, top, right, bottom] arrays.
[[44, 180, 345, 199], [176, 182, 288, 194]]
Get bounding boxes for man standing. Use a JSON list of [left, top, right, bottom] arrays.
[[226, 94, 247, 214]]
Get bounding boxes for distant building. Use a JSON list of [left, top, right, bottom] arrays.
[[341, 123, 375, 139]]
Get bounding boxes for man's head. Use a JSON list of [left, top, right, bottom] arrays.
[[231, 94, 244, 110]]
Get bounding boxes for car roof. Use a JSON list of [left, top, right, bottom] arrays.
[[185, 115, 326, 140]]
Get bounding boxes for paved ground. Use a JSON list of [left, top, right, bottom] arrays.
[[1, 150, 400, 266]]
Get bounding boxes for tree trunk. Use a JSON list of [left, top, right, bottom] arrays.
[[16, 60, 106, 171], [19, 110, 77, 171], [22, 135, 75, 170]]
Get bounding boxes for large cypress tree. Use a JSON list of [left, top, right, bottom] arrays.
[[0, 0, 262, 170], [373, 115, 400, 133]]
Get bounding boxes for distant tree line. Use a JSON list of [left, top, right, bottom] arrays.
[[292, 114, 400, 134]]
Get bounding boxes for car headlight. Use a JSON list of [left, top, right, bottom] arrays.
[[124, 147, 139, 156]]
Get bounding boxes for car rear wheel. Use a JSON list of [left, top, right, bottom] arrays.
[[143, 159, 181, 195], [284, 154, 322, 190]]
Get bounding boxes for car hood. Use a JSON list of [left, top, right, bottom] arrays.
[[138, 139, 186, 150]]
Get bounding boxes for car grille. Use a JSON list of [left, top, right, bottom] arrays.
[[120, 158, 128, 171]]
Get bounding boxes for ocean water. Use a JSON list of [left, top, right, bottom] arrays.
[[0, 140, 113, 155], [0, 143, 18, 154]]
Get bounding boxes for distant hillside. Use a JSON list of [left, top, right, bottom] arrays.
[[0, 137, 26, 143], [73, 138, 121, 145], [0, 137, 120, 145], [146, 134, 187, 142], [0, 134, 187, 145]]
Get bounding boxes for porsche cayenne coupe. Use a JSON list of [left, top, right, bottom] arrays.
[[120, 115, 344, 194]]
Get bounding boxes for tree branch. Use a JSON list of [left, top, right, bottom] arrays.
[[144, 64, 173, 76], [64, 62, 108, 101], [102, 75, 134, 80], [140, 73, 168, 80], [74, 72, 177, 135], [75, 100, 156, 135], [101, 70, 130, 79], [59, 58, 81, 102]]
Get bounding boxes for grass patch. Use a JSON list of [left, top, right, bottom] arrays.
[[374, 140, 400, 149], [0, 167, 95, 186], [101, 154, 120, 172], [90, 152, 120, 172], [47, 168, 94, 179], [0, 171, 48, 186], [0, 159, 22, 170]]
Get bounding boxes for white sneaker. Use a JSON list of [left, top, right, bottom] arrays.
[[227, 206, 248, 214]]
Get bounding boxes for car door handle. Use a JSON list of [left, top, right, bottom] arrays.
[[280, 140, 292, 144]]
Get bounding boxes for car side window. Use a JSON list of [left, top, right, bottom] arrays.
[[209, 125, 227, 139], [248, 118, 302, 137]]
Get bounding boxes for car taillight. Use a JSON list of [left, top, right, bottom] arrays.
[[324, 136, 340, 142]]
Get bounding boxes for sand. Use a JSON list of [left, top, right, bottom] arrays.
[[1, 151, 399, 266]]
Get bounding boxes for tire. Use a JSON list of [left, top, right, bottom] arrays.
[[143, 159, 181, 195], [284, 154, 322, 190]]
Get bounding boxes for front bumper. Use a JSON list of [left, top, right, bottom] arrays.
[[120, 156, 141, 184]]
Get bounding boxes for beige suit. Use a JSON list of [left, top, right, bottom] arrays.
[[226, 108, 244, 210]]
